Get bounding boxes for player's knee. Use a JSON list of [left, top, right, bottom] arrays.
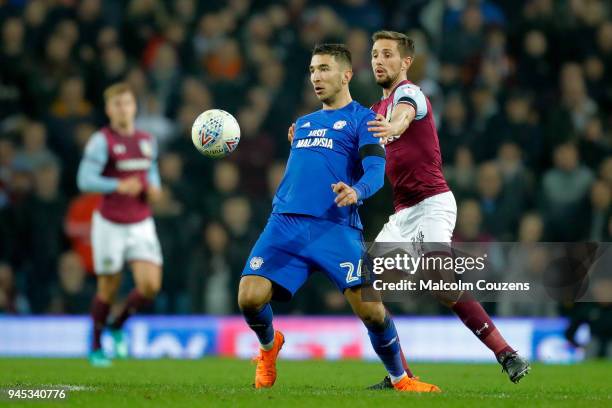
[[96, 288, 114, 303], [432, 289, 461, 307], [438, 297, 456, 308], [97, 276, 120, 302], [137, 279, 161, 299], [237, 277, 272, 312], [237, 288, 265, 312], [139, 284, 159, 299], [237, 290, 266, 312]]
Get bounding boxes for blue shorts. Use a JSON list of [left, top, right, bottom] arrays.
[[242, 214, 365, 300]]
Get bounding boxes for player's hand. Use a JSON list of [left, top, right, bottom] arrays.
[[332, 182, 359, 207], [117, 176, 143, 196], [367, 113, 399, 140], [147, 186, 162, 204], [288, 123, 295, 144]]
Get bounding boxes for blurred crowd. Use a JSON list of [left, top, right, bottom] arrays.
[[0, 0, 611, 320]]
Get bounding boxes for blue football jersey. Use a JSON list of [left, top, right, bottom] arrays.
[[272, 101, 382, 230]]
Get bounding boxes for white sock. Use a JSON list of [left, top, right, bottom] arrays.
[[389, 372, 408, 384], [260, 339, 274, 351]]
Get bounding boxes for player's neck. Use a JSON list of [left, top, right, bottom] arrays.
[[110, 123, 135, 136], [383, 75, 408, 98], [322, 90, 353, 110]]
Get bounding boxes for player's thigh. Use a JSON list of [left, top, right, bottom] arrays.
[[308, 221, 364, 293], [241, 214, 310, 301], [125, 217, 163, 269], [344, 286, 386, 326], [130, 260, 162, 297], [91, 211, 126, 275]]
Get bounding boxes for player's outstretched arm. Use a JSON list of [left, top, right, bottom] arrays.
[[367, 104, 416, 140]]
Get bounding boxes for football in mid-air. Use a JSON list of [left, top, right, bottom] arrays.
[[191, 109, 241, 158]]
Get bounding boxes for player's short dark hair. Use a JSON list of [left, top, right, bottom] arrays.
[[372, 30, 415, 58], [312, 43, 352, 68]]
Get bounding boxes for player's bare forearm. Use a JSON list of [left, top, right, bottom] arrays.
[[389, 103, 416, 135], [116, 176, 143, 196], [147, 186, 162, 204], [367, 104, 416, 139]]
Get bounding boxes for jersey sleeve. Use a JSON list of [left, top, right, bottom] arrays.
[[393, 84, 428, 120], [357, 110, 383, 149], [147, 138, 161, 188], [353, 110, 386, 200], [352, 155, 385, 201], [76, 132, 119, 193]]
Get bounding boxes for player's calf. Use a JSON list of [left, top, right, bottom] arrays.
[[238, 277, 276, 351], [238, 276, 283, 388], [345, 289, 408, 384], [89, 275, 120, 366]]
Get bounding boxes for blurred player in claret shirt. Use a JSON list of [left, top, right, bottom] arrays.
[[77, 83, 163, 367], [366, 31, 530, 387]]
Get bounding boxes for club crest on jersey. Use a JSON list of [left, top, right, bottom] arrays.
[[250, 257, 264, 270], [400, 86, 417, 97], [333, 120, 347, 130], [113, 144, 126, 155], [139, 140, 153, 157]]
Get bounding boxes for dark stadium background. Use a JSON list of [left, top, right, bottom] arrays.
[[0, 0, 610, 350]]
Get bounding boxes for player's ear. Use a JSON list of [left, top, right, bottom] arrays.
[[343, 69, 353, 85], [401, 56, 413, 72]]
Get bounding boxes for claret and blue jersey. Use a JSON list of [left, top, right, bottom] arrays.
[[243, 100, 386, 299]]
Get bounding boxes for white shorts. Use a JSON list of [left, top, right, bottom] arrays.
[[91, 211, 163, 275], [375, 191, 457, 244]]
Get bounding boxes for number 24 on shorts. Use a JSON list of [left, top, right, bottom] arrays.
[[341, 260, 362, 284]]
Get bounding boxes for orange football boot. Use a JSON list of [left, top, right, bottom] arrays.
[[253, 330, 285, 388], [393, 375, 442, 393]]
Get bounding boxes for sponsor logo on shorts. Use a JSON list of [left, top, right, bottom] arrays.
[[250, 257, 264, 270]]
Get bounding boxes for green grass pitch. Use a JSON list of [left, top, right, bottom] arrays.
[[1, 358, 611, 407]]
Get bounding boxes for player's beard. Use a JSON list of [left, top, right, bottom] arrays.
[[376, 71, 400, 90]]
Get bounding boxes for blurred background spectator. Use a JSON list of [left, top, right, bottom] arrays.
[[0, 0, 610, 316]]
